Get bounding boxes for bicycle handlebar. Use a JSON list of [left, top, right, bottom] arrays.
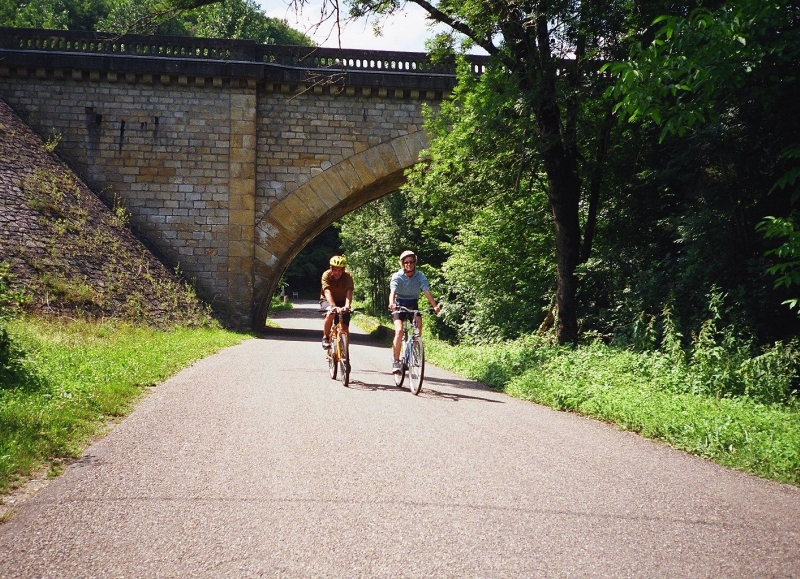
[[327, 307, 357, 314], [393, 306, 432, 315]]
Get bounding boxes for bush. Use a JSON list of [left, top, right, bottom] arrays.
[[1, 263, 29, 385]]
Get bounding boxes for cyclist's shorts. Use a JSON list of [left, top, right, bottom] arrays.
[[392, 298, 420, 322], [320, 300, 350, 325]]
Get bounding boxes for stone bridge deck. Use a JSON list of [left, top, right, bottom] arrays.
[[0, 28, 488, 328]]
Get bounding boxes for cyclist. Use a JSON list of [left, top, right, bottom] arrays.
[[320, 255, 354, 349], [388, 250, 441, 374]]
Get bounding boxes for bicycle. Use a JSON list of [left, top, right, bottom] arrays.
[[325, 307, 353, 387], [393, 306, 426, 395]]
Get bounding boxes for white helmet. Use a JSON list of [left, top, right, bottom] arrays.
[[399, 250, 416, 265]]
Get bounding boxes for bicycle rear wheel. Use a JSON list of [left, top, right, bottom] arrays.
[[338, 333, 350, 387], [408, 337, 425, 395]]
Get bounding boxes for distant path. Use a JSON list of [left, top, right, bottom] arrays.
[[1, 300, 798, 577]]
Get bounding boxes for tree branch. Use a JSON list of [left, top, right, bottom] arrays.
[[407, 0, 500, 57]]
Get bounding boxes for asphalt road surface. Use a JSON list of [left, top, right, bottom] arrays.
[[1, 301, 799, 578]]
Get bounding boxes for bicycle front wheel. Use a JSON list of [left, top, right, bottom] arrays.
[[338, 333, 350, 387], [328, 334, 337, 380], [408, 337, 425, 395]]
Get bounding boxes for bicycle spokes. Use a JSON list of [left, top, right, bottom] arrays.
[[408, 338, 425, 395]]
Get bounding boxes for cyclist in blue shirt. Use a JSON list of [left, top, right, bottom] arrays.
[[388, 250, 441, 374]]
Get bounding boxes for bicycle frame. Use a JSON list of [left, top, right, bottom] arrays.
[[326, 309, 351, 387], [393, 306, 425, 395]]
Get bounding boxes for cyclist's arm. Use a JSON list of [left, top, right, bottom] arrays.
[[323, 288, 337, 312], [422, 289, 441, 313], [343, 289, 352, 311], [388, 288, 397, 310]]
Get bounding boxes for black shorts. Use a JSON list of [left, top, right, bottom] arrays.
[[392, 298, 420, 322], [320, 300, 350, 325]]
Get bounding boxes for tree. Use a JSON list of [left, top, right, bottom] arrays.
[[608, 0, 800, 317], [290, 0, 659, 345], [0, 0, 214, 33], [337, 192, 417, 316], [191, 0, 313, 45], [0, 0, 111, 30], [402, 63, 557, 341]]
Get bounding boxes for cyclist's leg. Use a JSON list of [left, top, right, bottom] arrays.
[[323, 312, 334, 335], [340, 309, 351, 339], [392, 318, 405, 357], [391, 314, 404, 374], [325, 315, 338, 348], [322, 301, 334, 346]]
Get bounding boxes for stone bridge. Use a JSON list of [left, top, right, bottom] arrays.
[[0, 27, 487, 328]]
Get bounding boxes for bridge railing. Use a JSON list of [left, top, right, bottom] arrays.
[[257, 45, 487, 76], [0, 27, 489, 75], [0, 27, 255, 60]]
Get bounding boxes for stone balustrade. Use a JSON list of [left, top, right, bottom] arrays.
[[0, 27, 489, 76]]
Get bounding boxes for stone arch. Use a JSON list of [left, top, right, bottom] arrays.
[[252, 131, 429, 329]]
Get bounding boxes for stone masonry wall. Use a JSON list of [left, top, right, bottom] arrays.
[[256, 84, 426, 221], [0, 71, 255, 322]]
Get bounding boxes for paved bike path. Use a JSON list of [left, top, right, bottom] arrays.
[[1, 300, 798, 577]]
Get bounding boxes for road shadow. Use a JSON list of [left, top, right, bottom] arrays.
[[345, 370, 504, 404], [268, 300, 325, 320], [258, 327, 387, 348]]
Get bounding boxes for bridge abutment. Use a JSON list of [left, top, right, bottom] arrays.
[[228, 90, 257, 327]]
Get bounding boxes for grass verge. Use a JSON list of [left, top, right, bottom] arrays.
[[0, 317, 249, 494]]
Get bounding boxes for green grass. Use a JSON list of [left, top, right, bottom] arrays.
[[423, 336, 800, 487], [0, 317, 249, 494]]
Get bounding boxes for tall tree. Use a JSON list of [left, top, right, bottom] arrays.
[[608, 0, 800, 319], [290, 0, 667, 344]]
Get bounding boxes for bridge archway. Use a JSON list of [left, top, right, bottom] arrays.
[[252, 131, 429, 329]]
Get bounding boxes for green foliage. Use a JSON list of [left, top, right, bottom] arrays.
[[190, 0, 312, 44], [0, 263, 28, 323], [337, 192, 419, 317], [268, 293, 292, 313], [94, 0, 190, 35], [0, 317, 246, 493], [0, 264, 29, 391], [442, 193, 555, 342], [599, 0, 800, 343], [607, 0, 800, 141], [758, 214, 800, 311], [757, 146, 800, 313], [0, 0, 109, 29], [399, 63, 560, 342], [1, 0, 313, 43]]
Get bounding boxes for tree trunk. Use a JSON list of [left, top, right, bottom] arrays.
[[546, 155, 582, 346], [527, 15, 582, 346]]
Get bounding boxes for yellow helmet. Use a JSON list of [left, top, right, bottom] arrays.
[[329, 255, 347, 268]]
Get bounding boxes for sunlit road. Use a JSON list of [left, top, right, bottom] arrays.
[[1, 300, 798, 578]]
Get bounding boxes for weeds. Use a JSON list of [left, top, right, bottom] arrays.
[[14, 161, 214, 328], [42, 130, 61, 152]]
